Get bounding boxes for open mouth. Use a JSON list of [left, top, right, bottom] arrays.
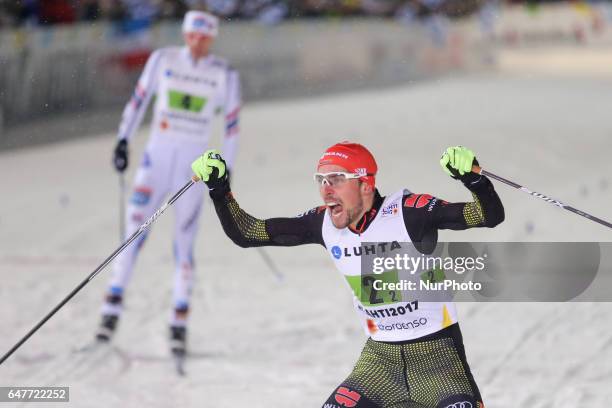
[[326, 202, 344, 218]]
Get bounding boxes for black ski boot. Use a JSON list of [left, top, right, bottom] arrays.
[[96, 314, 119, 342]]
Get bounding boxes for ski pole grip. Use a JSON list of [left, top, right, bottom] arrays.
[[471, 164, 482, 175], [192, 175, 201, 182]]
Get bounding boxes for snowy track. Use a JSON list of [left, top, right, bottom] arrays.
[[1, 72, 611, 407]]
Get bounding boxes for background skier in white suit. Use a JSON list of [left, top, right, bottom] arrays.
[[96, 10, 242, 357]]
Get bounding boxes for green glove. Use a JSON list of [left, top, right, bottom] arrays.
[[440, 146, 477, 179], [191, 149, 227, 188]]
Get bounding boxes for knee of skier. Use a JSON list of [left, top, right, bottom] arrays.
[[131, 186, 153, 207]]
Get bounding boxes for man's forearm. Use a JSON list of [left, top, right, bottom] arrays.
[[209, 187, 325, 248], [210, 188, 273, 248], [427, 175, 505, 231], [461, 176, 505, 228]]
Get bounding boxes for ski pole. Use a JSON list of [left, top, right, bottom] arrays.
[[256, 247, 284, 282], [0, 177, 198, 366], [473, 165, 612, 229], [119, 173, 126, 242]]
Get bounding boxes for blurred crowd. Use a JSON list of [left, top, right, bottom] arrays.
[[0, 0, 485, 28]]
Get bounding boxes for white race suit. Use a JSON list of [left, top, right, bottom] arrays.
[[102, 46, 241, 327]]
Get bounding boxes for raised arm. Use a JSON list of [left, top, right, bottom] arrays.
[[435, 145, 504, 229], [402, 146, 504, 252], [192, 150, 325, 248]]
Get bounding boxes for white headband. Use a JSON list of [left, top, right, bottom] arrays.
[[182, 11, 219, 37]]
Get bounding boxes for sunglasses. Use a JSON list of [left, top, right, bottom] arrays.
[[313, 172, 373, 187]]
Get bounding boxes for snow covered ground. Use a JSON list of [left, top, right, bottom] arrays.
[[1, 71, 611, 407]]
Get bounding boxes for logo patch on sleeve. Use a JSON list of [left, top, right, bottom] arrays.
[[296, 206, 326, 218], [404, 194, 437, 210], [381, 202, 399, 217], [334, 387, 361, 407]]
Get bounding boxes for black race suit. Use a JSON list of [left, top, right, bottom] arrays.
[[208, 172, 503, 408]]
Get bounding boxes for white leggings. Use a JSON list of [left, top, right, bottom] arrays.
[[102, 139, 207, 327]]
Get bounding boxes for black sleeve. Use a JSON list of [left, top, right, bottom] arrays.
[[402, 175, 504, 253], [208, 186, 325, 248]]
